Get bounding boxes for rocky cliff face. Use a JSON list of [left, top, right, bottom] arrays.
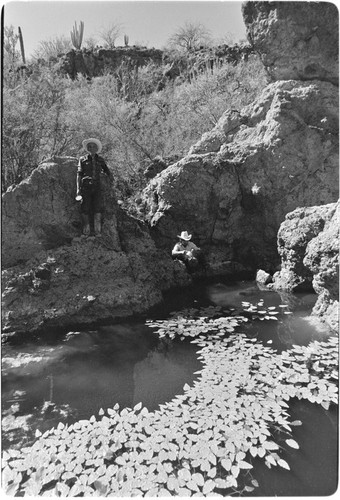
[[272, 202, 339, 331], [140, 79, 338, 272], [242, 1, 339, 85], [1, 159, 189, 336], [51, 44, 253, 82], [138, 1, 338, 326]]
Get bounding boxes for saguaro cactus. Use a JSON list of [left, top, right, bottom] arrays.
[[70, 21, 84, 50], [18, 26, 26, 64], [124, 34, 129, 47]]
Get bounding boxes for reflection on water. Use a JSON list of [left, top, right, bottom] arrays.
[[250, 400, 338, 496], [206, 282, 331, 351], [2, 277, 336, 493], [2, 322, 201, 448]]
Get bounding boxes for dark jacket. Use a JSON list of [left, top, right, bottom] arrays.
[[77, 153, 110, 185]]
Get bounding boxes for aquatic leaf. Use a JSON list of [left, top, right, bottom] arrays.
[[192, 472, 204, 486], [202, 479, 215, 495], [5, 482, 20, 496], [263, 441, 279, 451], [157, 488, 172, 496], [178, 487, 192, 496], [133, 402, 142, 412], [238, 460, 253, 469], [266, 454, 277, 466], [286, 439, 299, 449], [290, 420, 302, 426], [178, 468, 191, 482], [167, 477, 179, 491], [278, 459, 290, 470], [207, 467, 217, 478]]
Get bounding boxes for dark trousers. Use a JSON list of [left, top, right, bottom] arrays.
[[81, 184, 102, 215]]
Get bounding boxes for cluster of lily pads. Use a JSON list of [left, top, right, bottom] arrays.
[[2, 301, 338, 496]]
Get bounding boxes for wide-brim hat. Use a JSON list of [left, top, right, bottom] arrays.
[[178, 231, 192, 241], [82, 138, 102, 153]]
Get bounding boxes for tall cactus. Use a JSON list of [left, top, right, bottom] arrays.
[[70, 21, 84, 50], [124, 34, 129, 47], [18, 26, 26, 64]]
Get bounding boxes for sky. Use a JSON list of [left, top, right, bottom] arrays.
[[2, 0, 247, 57]]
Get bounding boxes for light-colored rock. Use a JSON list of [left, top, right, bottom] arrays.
[[1, 159, 190, 335], [273, 202, 339, 330], [141, 80, 338, 273], [1, 157, 120, 268], [242, 1, 339, 85], [256, 269, 272, 285], [304, 202, 339, 331]]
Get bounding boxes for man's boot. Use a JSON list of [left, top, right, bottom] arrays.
[[81, 214, 90, 236], [94, 213, 102, 236]]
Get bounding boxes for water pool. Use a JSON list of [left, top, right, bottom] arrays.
[[1, 280, 338, 495]]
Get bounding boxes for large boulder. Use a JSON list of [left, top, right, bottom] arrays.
[[242, 1, 339, 85], [304, 202, 339, 331], [140, 79, 338, 273], [272, 202, 339, 330], [1, 157, 112, 268], [1, 159, 189, 336]]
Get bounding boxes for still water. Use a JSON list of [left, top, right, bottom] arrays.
[[1, 280, 338, 495]]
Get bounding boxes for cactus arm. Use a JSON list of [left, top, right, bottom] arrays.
[[18, 27, 26, 64], [70, 21, 84, 50]]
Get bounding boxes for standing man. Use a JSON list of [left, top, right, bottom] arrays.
[[76, 138, 112, 237]]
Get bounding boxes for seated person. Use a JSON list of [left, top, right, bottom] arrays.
[[172, 231, 202, 271]]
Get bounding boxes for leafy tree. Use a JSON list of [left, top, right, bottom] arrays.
[[99, 23, 123, 49], [84, 36, 99, 50], [216, 32, 237, 46], [168, 21, 212, 52], [2, 67, 73, 190], [3, 25, 22, 87]]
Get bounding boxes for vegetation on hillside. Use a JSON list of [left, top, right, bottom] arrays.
[[2, 23, 268, 197]]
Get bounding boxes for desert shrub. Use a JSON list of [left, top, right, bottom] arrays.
[[33, 36, 72, 61], [2, 66, 73, 190], [2, 52, 268, 195]]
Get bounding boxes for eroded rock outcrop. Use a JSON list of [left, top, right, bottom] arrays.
[[272, 202, 339, 330], [140, 79, 338, 272], [54, 44, 254, 82], [242, 1, 339, 85], [1, 159, 189, 336], [56, 47, 163, 79]]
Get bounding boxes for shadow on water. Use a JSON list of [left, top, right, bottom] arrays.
[[1, 279, 338, 496], [2, 322, 202, 448]]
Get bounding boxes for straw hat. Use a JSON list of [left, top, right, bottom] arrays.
[[82, 138, 102, 153], [178, 231, 192, 241]]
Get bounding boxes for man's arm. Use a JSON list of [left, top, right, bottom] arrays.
[[172, 243, 186, 258], [100, 158, 112, 179]]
